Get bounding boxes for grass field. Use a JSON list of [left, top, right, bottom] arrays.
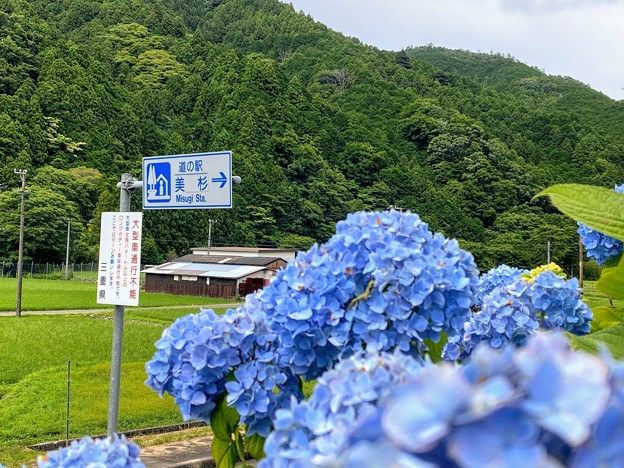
[[0, 277, 235, 466], [581, 280, 624, 309], [0, 277, 236, 312]]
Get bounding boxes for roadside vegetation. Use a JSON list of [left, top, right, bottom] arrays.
[[0, 278, 234, 467]]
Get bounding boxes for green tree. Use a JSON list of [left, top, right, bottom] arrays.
[[0, 186, 82, 262]]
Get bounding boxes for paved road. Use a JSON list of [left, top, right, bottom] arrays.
[[0, 303, 243, 317], [139, 435, 215, 468]]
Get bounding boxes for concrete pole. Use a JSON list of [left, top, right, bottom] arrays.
[[579, 235, 584, 289], [207, 219, 217, 255], [14, 169, 27, 318], [547, 240, 551, 264], [65, 220, 71, 280], [107, 173, 133, 437]]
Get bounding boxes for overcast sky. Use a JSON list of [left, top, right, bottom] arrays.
[[283, 0, 624, 100]]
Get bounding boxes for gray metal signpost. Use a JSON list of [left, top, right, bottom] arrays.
[[107, 173, 142, 437], [106, 156, 239, 436]]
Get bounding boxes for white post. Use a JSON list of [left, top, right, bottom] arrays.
[[547, 240, 551, 264], [207, 219, 217, 255]]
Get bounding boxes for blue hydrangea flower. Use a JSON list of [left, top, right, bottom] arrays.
[[145, 306, 258, 422], [475, 264, 529, 308], [37, 434, 143, 467], [259, 350, 424, 468], [147, 210, 479, 436], [225, 294, 303, 437], [516, 331, 610, 447], [571, 360, 624, 466], [444, 269, 592, 361], [146, 292, 302, 436], [578, 183, 624, 265], [528, 271, 592, 334], [443, 279, 539, 360], [307, 333, 620, 467], [257, 210, 479, 380]]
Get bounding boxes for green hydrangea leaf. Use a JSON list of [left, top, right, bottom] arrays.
[[568, 323, 624, 359], [596, 253, 624, 299], [211, 436, 237, 468], [211, 393, 240, 441], [590, 306, 624, 333], [245, 433, 266, 461], [535, 184, 624, 242], [424, 332, 447, 363]]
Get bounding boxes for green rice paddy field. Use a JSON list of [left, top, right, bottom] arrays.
[[0, 277, 236, 466]]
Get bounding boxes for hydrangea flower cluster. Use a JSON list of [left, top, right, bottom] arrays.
[[225, 293, 302, 437], [475, 264, 528, 307], [257, 210, 480, 380], [443, 279, 539, 361], [145, 307, 254, 421], [306, 333, 624, 467], [521, 262, 566, 282], [577, 183, 624, 265], [145, 299, 301, 436], [259, 350, 424, 468], [443, 268, 592, 360], [37, 435, 143, 467]]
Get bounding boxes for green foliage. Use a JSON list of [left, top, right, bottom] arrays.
[[537, 182, 624, 364], [0, 313, 186, 465], [0, 277, 231, 311], [582, 259, 602, 281], [596, 254, 624, 300], [537, 184, 624, 242], [569, 324, 624, 360], [590, 306, 624, 333], [245, 433, 266, 461], [537, 184, 624, 299], [212, 436, 238, 468], [211, 394, 241, 468], [1, 0, 622, 267]]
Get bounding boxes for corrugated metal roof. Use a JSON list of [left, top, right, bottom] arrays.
[[175, 254, 282, 266], [142, 262, 266, 279]]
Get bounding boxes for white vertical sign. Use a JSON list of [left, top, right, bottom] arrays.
[[97, 212, 143, 306]]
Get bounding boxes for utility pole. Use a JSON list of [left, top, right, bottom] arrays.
[[207, 219, 217, 255], [579, 235, 584, 289], [65, 219, 71, 280], [547, 240, 551, 264], [14, 169, 27, 318]]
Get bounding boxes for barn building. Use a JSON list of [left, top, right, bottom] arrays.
[[142, 248, 296, 298]]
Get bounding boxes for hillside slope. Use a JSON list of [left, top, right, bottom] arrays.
[[407, 45, 624, 143], [0, 0, 621, 271]]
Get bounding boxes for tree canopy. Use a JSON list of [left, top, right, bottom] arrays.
[[0, 0, 621, 271]]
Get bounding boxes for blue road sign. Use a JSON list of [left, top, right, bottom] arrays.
[[142, 151, 232, 209]]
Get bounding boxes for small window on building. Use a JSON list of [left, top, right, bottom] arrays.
[[181, 275, 197, 281], [174, 275, 179, 281]]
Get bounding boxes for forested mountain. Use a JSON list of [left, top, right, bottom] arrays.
[[407, 46, 624, 144], [0, 0, 622, 272]]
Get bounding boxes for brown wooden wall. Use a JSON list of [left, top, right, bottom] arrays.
[[265, 259, 287, 271], [144, 274, 237, 298], [238, 277, 265, 297]]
